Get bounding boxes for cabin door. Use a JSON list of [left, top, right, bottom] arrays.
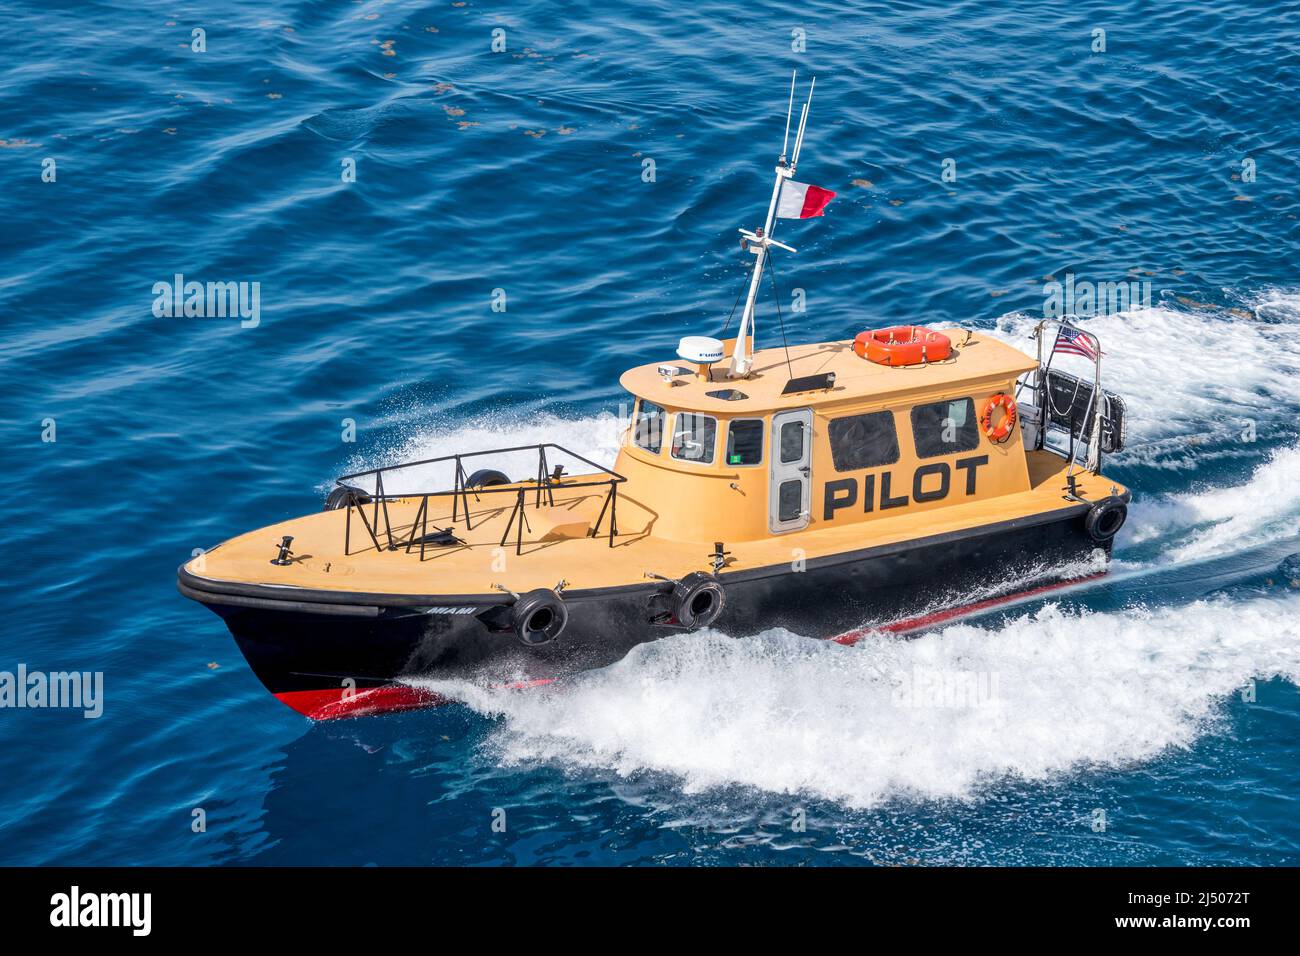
[[769, 408, 812, 533]]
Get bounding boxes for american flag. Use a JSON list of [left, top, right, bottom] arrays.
[[1054, 326, 1099, 360]]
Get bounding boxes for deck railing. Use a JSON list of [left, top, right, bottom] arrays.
[[1017, 318, 1122, 479], [332, 443, 625, 557]]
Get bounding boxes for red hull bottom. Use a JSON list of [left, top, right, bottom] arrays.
[[833, 571, 1108, 646], [276, 678, 557, 720]]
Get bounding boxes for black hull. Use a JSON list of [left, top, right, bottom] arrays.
[[180, 503, 1115, 718]]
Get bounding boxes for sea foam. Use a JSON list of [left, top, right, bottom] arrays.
[[411, 592, 1300, 808]]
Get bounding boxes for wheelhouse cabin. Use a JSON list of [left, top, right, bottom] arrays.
[[616, 329, 1075, 544]]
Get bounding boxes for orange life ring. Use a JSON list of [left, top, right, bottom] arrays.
[[853, 326, 952, 366], [981, 393, 1018, 443]]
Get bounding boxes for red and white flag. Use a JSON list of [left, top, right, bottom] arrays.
[[776, 180, 836, 219]]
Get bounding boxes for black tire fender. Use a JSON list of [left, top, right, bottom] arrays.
[[1084, 496, 1127, 543], [323, 484, 372, 511], [672, 572, 725, 630], [511, 588, 568, 646], [465, 468, 511, 489]]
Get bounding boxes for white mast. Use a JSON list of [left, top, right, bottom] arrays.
[[728, 73, 814, 378]]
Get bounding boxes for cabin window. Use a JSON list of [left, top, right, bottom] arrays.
[[777, 480, 803, 522], [671, 412, 717, 464], [726, 419, 764, 466], [911, 398, 980, 458], [779, 421, 805, 463], [828, 411, 900, 471], [633, 399, 665, 454]]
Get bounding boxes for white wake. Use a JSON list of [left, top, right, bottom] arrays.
[[413, 592, 1300, 808]]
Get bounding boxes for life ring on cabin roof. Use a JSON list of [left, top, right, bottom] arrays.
[[980, 393, 1019, 443], [853, 326, 952, 366]]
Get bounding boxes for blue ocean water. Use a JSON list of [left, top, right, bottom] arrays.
[[1, 0, 1299, 866]]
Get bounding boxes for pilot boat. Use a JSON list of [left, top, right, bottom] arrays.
[[178, 77, 1130, 719]]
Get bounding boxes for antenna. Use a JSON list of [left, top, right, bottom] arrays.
[[792, 103, 808, 166], [792, 76, 816, 167], [780, 71, 797, 162], [728, 75, 820, 379]]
